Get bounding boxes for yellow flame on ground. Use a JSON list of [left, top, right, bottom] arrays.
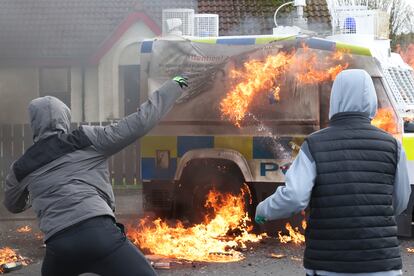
[[0, 247, 29, 273], [128, 187, 266, 262], [16, 226, 31, 233]]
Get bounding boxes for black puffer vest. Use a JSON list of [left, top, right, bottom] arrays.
[[304, 112, 402, 273]]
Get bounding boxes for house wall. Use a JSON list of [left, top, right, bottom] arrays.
[[70, 66, 100, 122], [84, 67, 99, 122], [97, 21, 155, 121], [0, 66, 97, 124], [0, 67, 38, 124], [0, 20, 155, 124], [70, 67, 83, 122]]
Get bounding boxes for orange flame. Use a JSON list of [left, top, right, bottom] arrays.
[[16, 226, 31, 233], [396, 44, 414, 69], [220, 47, 349, 126], [278, 221, 306, 245], [128, 187, 266, 262], [278, 210, 307, 245], [301, 219, 307, 231], [220, 51, 295, 126], [372, 108, 398, 133], [34, 233, 44, 240], [408, 248, 414, 253], [0, 247, 29, 273]]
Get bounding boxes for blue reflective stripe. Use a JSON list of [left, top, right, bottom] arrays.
[[141, 158, 177, 180], [253, 137, 293, 159], [253, 137, 276, 159], [306, 38, 336, 51], [297, 37, 336, 52], [177, 136, 214, 157], [216, 38, 256, 45], [141, 41, 153, 53], [141, 135, 299, 180]]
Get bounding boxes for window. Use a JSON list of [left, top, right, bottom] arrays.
[[39, 68, 71, 107]]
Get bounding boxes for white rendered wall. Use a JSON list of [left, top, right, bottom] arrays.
[[97, 21, 155, 121]]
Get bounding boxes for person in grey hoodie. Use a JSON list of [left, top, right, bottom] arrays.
[[255, 69, 411, 276], [3, 76, 188, 276]]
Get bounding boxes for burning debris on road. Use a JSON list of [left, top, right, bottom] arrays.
[[16, 226, 32, 234], [278, 222, 306, 245], [0, 248, 30, 274], [127, 185, 266, 263]]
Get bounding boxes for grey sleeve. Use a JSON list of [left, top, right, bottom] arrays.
[[3, 169, 31, 214], [82, 80, 182, 155], [255, 142, 316, 220], [393, 142, 411, 215]]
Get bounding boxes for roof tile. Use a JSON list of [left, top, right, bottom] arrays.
[[0, 0, 331, 60], [0, 0, 196, 60], [198, 0, 331, 36]]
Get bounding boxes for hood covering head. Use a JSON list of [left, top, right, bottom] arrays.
[[28, 96, 71, 142], [329, 69, 377, 120]]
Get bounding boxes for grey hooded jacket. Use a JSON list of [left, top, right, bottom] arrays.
[[256, 70, 411, 276], [4, 80, 182, 241]]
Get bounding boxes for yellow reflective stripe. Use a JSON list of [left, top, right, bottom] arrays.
[[402, 135, 414, 161], [214, 136, 253, 160], [255, 36, 295, 44], [191, 38, 217, 44], [336, 42, 372, 56], [141, 136, 177, 158]]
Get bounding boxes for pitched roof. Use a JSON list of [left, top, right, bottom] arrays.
[[306, 0, 331, 26], [0, 0, 331, 63], [0, 0, 196, 63], [198, 0, 331, 36]]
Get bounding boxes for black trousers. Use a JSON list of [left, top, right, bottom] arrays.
[[42, 216, 157, 276]]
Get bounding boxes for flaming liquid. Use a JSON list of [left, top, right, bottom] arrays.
[[0, 248, 29, 273], [278, 222, 306, 245], [278, 211, 307, 245], [34, 233, 44, 240], [397, 44, 414, 69], [128, 187, 266, 262], [16, 226, 31, 233], [220, 46, 350, 126], [372, 108, 397, 133]]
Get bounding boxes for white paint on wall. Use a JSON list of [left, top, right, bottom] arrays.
[[70, 67, 83, 122], [0, 20, 155, 124], [119, 43, 141, 66], [0, 67, 39, 124], [98, 21, 155, 121], [84, 67, 99, 122]]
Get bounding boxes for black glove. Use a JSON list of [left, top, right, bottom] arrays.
[[173, 76, 188, 88]]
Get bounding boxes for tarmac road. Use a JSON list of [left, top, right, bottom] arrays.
[[1, 219, 413, 276], [1, 189, 413, 276]]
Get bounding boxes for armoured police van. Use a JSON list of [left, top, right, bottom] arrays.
[[138, 35, 414, 236]]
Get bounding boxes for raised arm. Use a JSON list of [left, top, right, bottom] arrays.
[[82, 79, 185, 156]]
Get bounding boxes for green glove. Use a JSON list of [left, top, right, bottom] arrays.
[[173, 76, 188, 88], [255, 216, 266, 225]]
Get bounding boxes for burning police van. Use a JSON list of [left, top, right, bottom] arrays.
[[138, 35, 414, 236]]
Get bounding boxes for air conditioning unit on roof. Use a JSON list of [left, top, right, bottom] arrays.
[[194, 14, 219, 37], [162, 9, 195, 36]]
